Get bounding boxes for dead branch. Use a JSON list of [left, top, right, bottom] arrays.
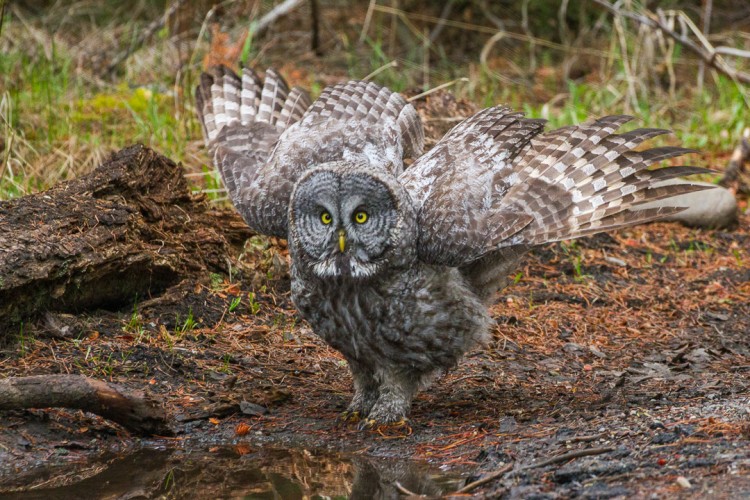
[[0, 375, 171, 436], [593, 0, 750, 85]]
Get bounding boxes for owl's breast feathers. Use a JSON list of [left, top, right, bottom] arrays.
[[291, 264, 491, 373]]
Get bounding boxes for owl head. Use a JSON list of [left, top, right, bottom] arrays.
[[289, 163, 417, 280]]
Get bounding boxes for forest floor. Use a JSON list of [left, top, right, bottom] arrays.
[[1, 2, 749, 494], [0, 98, 748, 500], [1, 203, 748, 498]]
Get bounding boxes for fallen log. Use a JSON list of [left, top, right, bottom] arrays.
[[0, 145, 252, 335], [0, 375, 171, 436]]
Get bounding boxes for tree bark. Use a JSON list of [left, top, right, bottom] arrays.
[[0, 145, 252, 335], [0, 375, 171, 436]]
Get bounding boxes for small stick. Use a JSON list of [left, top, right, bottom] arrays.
[[525, 446, 614, 469], [455, 462, 514, 494], [394, 481, 423, 497], [363, 60, 399, 81], [359, 0, 377, 43], [568, 432, 607, 443], [407, 78, 469, 102], [253, 0, 305, 37]]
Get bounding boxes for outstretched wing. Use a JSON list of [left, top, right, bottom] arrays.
[[196, 65, 311, 236], [400, 107, 546, 266], [256, 80, 423, 235], [401, 107, 712, 268], [196, 68, 423, 238]]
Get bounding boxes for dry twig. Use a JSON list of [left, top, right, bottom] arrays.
[[252, 0, 305, 37], [394, 481, 423, 497], [568, 432, 608, 443], [407, 78, 469, 102], [455, 462, 514, 494]]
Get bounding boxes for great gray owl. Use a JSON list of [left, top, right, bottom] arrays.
[[196, 66, 708, 426]]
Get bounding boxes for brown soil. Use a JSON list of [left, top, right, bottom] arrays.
[[1, 92, 749, 498]]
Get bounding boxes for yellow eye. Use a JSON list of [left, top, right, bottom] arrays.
[[354, 211, 368, 224], [320, 211, 332, 225]]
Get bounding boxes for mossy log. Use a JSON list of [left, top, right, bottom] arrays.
[[0, 145, 252, 335]]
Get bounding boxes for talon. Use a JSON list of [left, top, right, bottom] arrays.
[[340, 411, 360, 422], [394, 418, 410, 428], [378, 418, 412, 436], [357, 418, 378, 431]]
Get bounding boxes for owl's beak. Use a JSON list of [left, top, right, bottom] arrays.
[[338, 229, 346, 253]]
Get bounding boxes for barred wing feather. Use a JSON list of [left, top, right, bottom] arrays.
[[402, 107, 712, 268]]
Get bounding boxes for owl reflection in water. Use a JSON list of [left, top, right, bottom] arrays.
[[196, 66, 707, 427]]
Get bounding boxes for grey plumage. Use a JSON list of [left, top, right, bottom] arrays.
[[196, 66, 711, 424]]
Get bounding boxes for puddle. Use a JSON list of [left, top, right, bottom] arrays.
[[2, 446, 466, 499]]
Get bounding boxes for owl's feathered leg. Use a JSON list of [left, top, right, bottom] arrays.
[[360, 370, 420, 426], [342, 358, 379, 421]]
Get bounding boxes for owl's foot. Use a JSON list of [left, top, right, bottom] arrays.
[[357, 417, 411, 434], [357, 418, 377, 430], [344, 390, 378, 419], [339, 410, 361, 423], [358, 401, 410, 430]]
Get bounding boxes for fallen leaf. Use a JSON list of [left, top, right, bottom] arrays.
[[235, 444, 252, 456]]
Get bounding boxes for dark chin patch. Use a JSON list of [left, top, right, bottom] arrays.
[[334, 255, 352, 277]]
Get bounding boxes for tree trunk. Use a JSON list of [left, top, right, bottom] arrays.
[[0, 145, 252, 335], [0, 375, 171, 436]]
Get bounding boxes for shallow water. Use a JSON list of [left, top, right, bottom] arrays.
[[4, 446, 466, 499]]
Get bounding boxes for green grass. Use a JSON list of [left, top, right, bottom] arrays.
[[1, 2, 746, 201], [175, 308, 197, 334]]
